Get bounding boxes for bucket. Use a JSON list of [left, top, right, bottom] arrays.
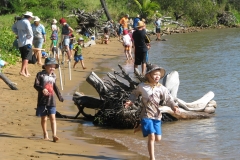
[[91, 36, 95, 41]]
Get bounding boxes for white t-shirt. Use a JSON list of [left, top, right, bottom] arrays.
[[122, 34, 131, 46], [51, 24, 58, 31]]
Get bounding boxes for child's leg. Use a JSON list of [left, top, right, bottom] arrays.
[[49, 114, 59, 142], [148, 133, 156, 160], [73, 61, 78, 68], [80, 60, 86, 69], [41, 116, 49, 140], [124, 48, 129, 60]]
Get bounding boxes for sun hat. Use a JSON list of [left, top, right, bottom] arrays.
[[78, 37, 84, 41], [23, 11, 34, 18], [137, 21, 145, 28], [34, 16, 40, 22], [146, 63, 166, 79], [59, 18, 66, 24], [42, 57, 59, 69], [52, 19, 57, 24]]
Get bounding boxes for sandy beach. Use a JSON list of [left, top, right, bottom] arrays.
[[0, 38, 148, 160]]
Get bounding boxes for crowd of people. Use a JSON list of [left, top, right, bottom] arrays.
[[8, 10, 179, 160]]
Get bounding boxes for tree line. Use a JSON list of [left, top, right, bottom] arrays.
[[0, 0, 240, 26]]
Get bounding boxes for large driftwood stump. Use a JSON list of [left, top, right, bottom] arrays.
[[72, 64, 217, 129]]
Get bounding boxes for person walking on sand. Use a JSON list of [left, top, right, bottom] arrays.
[[133, 14, 140, 30], [12, 11, 34, 77], [59, 18, 74, 61], [132, 21, 151, 75], [34, 57, 64, 142], [119, 14, 129, 30], [31, 16, 46, 65], [73, 38, 86, 69], [50, 19, 59, 59], [122, 30, 133, 60], [125, 64, 180, 160]]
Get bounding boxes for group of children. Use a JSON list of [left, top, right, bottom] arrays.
[[49, 19, 86, 69], [6, 15, 180, 160]]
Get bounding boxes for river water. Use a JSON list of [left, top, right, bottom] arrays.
[[76, 28, 240, 159]]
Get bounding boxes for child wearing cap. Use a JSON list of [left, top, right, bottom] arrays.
[[34, 57, 64, 142], [125, 64, 180, 160], [50, 19, 59, 58], [122, 30, 133, 60], [73, 38, 86, 69]]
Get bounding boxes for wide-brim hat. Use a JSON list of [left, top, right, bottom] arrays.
[[137, 21, 145, 28], [34, 16, 40, 22], [23, 11, 34, 18], [52, 19, 57, 24], [146, 63, 165, 79], [78, 37, 84, 41], [42, 57, 59, 69]]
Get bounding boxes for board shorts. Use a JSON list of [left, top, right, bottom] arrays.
[[134, 51, 147, 65], [19, 44, 32, 60], [33, 38, 44, 49], [74, 55, 83, 62], [63, 37, 70, 46], [36, 105, 56, 117], [69, 43, 74, 50], [141, 118, 162, 137], [52, 40, 58, 47], [156, 28, 161, 33]]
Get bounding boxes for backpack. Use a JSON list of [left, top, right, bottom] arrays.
[[50, 31, 58, 40]]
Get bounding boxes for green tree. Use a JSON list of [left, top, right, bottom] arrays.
[[133, 0, 160, 20]]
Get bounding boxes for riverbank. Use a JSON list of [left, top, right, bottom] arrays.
[[0, 38, 147, 160]]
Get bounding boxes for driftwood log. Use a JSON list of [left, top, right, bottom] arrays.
[[72, 64, 217, 129], [0, 72, 18, 90]]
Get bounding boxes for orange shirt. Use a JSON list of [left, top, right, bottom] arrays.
[[119, 17, 128, 29]]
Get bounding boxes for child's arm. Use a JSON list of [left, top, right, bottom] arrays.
[[34, 72, 44, 92], [124, 85, 141, 108], [162, 87, 180, 114], [53, 83, 64, 102]]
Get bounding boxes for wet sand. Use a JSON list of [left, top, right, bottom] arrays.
[[0, 38, 148, 160]]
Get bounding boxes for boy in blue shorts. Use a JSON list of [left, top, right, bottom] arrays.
[[73, 38, 86, 69], [125, 64, 180, 160], [34, 57, 64, 142]]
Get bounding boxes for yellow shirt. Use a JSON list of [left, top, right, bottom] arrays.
[[119, 17, 128, 29]]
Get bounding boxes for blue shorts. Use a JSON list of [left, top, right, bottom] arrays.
[[33, 38, 44, 49], [141, 118, 161, 137], [69, 43, 74, 50], [36, 106, 56, 117], [74, 55, 83, 62]]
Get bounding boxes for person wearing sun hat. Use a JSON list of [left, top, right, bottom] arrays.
[[31, 16, 46, 65], [132, 21, 151, 75], [12, 11, 34, 77], [73, 37, 86, 69], [125, 63, 180, 160], [34, 57, 63, 142]]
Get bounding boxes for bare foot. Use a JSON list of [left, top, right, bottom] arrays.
[[43, 133, 49, 140], [53, 136, 59, 142], [83, 67, 87, 69], [19, 72, 29, 77], [133, 123, 141, 134]]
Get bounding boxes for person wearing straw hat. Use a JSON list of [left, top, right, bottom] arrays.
[[34, 57, 64, 142], [12, 11, 34, 77], [125, 63, 180, 160], [31, 16, 46, 65], [132, 21, 151, 75]]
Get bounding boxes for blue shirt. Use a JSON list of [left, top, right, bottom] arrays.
[[12, 18, 33, 47], [31, 23, 46, 39], [133, 17, 140, 29]]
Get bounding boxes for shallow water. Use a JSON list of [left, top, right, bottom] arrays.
[[77, 28, 240, 159]]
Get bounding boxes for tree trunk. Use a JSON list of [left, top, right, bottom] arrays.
[[0, 72, 18, 90], [100, 0, 111, 21]]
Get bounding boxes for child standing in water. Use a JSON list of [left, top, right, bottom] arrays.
[[34, 57, 64, 142], [125, 64, 180, 160], [73, 37, 86, 69]]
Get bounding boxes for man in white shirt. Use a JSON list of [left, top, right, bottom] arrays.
[[12, 11, 34, 77]]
